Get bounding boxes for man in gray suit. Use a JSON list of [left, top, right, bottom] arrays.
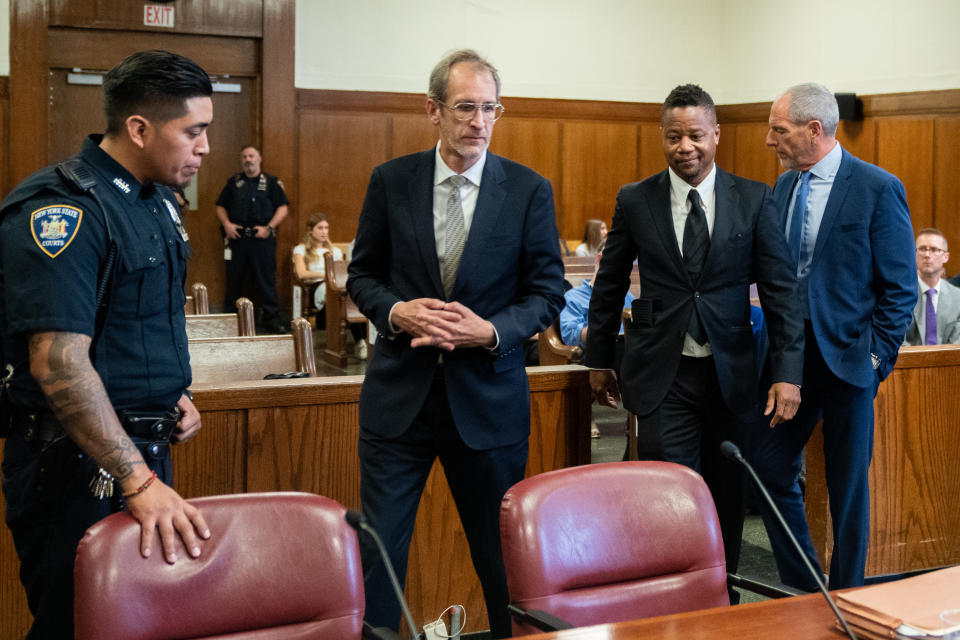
[[904, 227, 960, 345]]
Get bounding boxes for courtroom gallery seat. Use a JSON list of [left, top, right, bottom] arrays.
[[74, 492, 366, 639], [323, 253, 368, 368], [185, 297, 255, 339], [499, 461, 729, 635]]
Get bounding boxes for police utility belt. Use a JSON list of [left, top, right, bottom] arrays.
[[12, 407, 179, 499], [12, 407, 178, 458]]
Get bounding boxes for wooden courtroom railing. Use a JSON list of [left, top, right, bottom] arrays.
[[323, 253, 368, 368], [0, 365, 590, 638], [185, 297, 255, 339], [188, 316, 317, 384], [805, 344, 960, 578]]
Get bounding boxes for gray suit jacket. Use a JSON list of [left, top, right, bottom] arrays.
[[904, 279, 960, 345]]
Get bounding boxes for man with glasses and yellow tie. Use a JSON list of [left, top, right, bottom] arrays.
[[347, 49, 564, 637], [904, 228, 960, 345]]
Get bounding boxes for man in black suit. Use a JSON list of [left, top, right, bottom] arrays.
[[585, 84, 804, 580], [346, 49, 564, 637]]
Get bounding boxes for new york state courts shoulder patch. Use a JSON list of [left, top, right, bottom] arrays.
[[30, 204, 83, 258]]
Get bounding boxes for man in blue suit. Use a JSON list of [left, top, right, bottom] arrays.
[[346, 49, 564, 637], [750, 82, 916, 590]]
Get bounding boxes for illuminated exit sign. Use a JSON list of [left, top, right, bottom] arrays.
[[144, 4, 175, 28]]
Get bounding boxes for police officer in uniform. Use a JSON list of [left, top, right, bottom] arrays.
[[216, 146, 289, 333], [0, 50, 212, 639]]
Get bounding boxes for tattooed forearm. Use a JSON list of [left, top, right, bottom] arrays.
[[28, 331, 146, 481]]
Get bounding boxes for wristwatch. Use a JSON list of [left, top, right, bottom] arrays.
[[870, 353, 881, 370]]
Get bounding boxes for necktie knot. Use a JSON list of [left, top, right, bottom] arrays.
[[687, 188, 704, 212], [448, 174, 465, 188], [926, 288, 936, 300]]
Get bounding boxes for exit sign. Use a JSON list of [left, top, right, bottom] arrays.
[[144, 4, 175, 28]]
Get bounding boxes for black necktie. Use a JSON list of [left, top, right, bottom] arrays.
[[683, 189, 709, 344]]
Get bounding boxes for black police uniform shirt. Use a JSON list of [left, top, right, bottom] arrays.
[[216, 171, 288, 226], [0, 134, 191, 412]]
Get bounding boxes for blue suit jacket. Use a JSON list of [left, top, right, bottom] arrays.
[[347, 150, 565, 449], [771, 149, 916, 385], [584, 167, 804, 416]]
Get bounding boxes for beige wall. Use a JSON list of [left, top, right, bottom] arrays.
[[294, 0, 960, 102], [2, 1, 957, 99]]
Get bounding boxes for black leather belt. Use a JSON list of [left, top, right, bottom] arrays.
[[11, 407, 179, 445]]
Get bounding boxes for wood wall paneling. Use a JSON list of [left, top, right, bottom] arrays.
[[297, 112, 390, 242], [732, 123, 781, 186], [262, 0, 298, 308], [9, 0, 49, 187], [560, 121, 639, 239], [876, 118, 935, 232], [836, 118, 878, 166], [637, 123, 665, 183], [46, 27, 260, 76], [934, 117, 960, 261], [47, 0, 264, 37], [489, 117, 563, 207], [714, 124, 736, 176], [390, 112, 438, 161]]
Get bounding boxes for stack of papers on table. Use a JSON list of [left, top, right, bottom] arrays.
[[835, 565, 960, 639]]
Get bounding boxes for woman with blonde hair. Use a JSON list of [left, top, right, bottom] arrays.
[[292, 213, 368, 358], [575, 219, 608, 257]]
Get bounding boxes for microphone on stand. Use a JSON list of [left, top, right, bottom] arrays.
[[720, 440, 858, 640], [345, 510, 420, 640]]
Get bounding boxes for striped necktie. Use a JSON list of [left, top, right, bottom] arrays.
[[441, 175, 466, 298]]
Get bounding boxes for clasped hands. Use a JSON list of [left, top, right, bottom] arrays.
[[393, 298, 496, 351]]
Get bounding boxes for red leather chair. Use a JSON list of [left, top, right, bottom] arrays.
[[499, 461, 729, 635], [75, 492, 365, 640]]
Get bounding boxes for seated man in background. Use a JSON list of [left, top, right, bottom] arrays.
[[560, 245, 634, 439], [560, 244, 634, 373], [905, 227, 960, 345]]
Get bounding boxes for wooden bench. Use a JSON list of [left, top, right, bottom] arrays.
[[323, 253, 368, 368], [562, 255, 596, 288], [188, 317, 317, 384], [184, 282, 209, 315], [185, 297, 255, 339], [0, 366, 591, 638]]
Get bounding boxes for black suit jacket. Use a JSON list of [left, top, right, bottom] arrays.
[[584, 167, 803, 416], [347, 150, 565, 449]]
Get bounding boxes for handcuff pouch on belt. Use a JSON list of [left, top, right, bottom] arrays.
[[90, 408, 179, 499], [11, 406, 179, 499]]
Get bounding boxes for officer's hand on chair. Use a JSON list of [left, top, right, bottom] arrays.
[[125, 477, 211, 564]]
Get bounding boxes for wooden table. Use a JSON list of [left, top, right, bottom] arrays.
[[519, 593, 844, 639], [805, 344, 960, 577]]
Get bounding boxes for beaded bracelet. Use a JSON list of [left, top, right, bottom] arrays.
[[123, 471, 158, 499]]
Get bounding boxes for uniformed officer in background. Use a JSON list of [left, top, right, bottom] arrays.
[[0, 50, 212, 639], [216, 145, 289, 333]]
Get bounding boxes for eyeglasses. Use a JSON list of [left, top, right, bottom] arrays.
[[438, 101, 505, 122], [917, 246, 947, 255]]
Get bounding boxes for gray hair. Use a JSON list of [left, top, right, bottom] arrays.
[[428, 49, 501, 103], [781, 83, 839, 136]]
